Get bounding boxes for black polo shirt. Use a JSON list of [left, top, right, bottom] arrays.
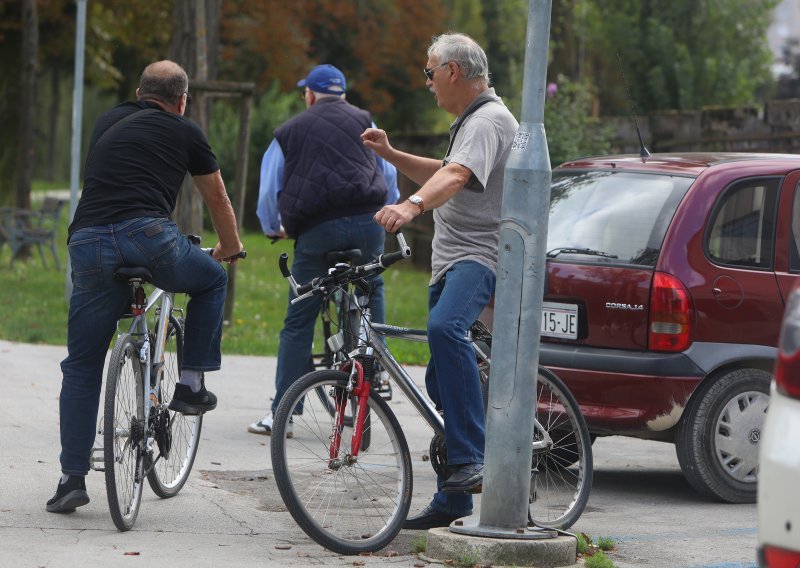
[[69, 100, 218, 235]]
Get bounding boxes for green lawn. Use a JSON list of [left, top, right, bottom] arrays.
[[0, 212, 432, 365]]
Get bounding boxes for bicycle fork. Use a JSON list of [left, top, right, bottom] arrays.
[[328, 359, 371, 469]]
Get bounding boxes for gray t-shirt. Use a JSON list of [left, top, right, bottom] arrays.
[[430, 88, 519, 284]]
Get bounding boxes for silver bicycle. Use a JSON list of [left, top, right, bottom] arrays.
[[91, 238, 245, 531], [270, 232, 592, 555]]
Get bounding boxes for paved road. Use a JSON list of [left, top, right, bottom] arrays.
[[0, 340, 757, 567]]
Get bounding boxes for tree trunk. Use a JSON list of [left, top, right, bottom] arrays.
[[15, 0, 38, 211], [46, 64, 60, 183], [169, 0, 220, 236]]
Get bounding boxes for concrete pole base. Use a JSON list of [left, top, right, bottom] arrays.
[[424, 526, 578, 568]]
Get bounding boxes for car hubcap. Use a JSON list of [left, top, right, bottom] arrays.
[[714, 390, 769, 483]]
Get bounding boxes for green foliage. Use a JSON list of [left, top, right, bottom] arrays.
[[576, 533, 591, 555], [410, 534, 427, 553], [584, 550, 617, 568], [544, 74, 613, 166], [596, 536, 615, 551], [567, 0, 779, 114]]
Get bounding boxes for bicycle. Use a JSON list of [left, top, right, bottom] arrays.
[[90, 238, 245, 531], [270, 232, 593, 555]]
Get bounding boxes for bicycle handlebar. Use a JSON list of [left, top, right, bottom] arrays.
[[188, 234, 247, 261], [280, 231, 411, 303]]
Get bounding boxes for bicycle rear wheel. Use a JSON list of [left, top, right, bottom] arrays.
[[146, 316, 202, 498], [271, 370, 412, 555], [530, 367, 593, 530], [103, 334, 146, 531]]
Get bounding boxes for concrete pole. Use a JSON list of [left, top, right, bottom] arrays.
[[65, 0, 87, 300], [478, 0, 553, 532]]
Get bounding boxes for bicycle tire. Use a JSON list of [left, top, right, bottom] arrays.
[[146, 316, 203, 498], [529, 367, 593, 530], [103, 334, 146, 531], [271, 370, 412, 555]]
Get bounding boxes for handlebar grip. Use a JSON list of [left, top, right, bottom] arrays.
[[296, 280, 315, 296], [378, 250, 406, 268], [279, 253, 291, 277]]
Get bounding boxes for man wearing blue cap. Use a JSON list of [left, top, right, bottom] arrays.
[[249, 64, 399, 436]]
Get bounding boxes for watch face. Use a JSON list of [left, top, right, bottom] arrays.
[[409, 196, 422, 204]]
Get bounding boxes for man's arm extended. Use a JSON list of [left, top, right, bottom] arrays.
[[193, 170, 244, 261]]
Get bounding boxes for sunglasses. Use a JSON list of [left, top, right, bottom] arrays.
[[423, 62, 450, 81]]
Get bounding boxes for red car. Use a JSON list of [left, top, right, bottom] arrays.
[[539, 152, 800, 503]]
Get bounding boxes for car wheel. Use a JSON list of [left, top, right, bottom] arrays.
[[675, 368, 770, 503]]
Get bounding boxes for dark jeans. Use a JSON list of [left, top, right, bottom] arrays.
[[426, 260, 495, 517], [59, 217, 228, 475], [271, 213, 386, 414]]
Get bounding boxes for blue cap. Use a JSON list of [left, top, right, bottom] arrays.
[[297, 64, 346, 95]]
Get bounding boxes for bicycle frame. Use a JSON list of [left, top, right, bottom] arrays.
[[125, 284, 176, 433]]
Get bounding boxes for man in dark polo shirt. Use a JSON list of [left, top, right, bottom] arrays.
[[47, 60, 243, 514]]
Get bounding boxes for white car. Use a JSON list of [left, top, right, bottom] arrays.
[[758, 282, 800, 567]]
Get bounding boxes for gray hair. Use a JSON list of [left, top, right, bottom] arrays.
[[427, 33, 490, 87], [138, 60, 189, 105]]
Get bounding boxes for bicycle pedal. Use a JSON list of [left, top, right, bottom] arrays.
[[90, 446, 105, 472]]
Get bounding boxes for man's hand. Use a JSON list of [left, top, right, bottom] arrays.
[[374, 201, 418, 234], [212, 242, 245, 265], [362, 128, 392, 159]]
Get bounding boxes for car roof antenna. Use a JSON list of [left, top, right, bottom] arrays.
[[616, 52, 651, 159]]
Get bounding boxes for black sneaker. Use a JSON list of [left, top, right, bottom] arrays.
[[46, 475, 90, 513], [168, 383, 217, 415]]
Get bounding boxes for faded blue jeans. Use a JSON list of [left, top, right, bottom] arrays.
[[59, 217, 228, 475], [271, 213, 386, 414], [425, 260, 495, 517]]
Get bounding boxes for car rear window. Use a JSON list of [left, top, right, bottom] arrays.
[[548, 170, 693, 266]]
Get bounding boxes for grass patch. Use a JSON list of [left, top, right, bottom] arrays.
[[584, 550, 616, 568], [410, 534, 427, 553], [0, 210, 433, 365]]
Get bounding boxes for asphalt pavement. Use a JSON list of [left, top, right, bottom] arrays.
[[0, 339, 758, 568]]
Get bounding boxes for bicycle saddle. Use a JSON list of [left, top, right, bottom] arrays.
[[113, 266, 153, 282], [324, 249, 361, 266]]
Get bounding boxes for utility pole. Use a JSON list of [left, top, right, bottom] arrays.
[[65, 0, 87, 300], [452, 0, 554, 539]]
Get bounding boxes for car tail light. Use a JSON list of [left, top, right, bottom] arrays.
[[649, 272, 693, 352], [761, 544, 800, 567], [775, 287, 800, 399]]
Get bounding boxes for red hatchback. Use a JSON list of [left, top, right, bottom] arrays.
[[539, 152, 800, 503]]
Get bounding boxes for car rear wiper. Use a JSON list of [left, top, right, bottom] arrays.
[[546, 247, 619, 259]]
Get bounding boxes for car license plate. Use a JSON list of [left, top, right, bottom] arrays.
[[541, 302, 578, 339]]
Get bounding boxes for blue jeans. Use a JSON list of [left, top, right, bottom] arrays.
[[426, 261, 495, 517], [59, 217, 228, 475], [271, 213, 386, 414]]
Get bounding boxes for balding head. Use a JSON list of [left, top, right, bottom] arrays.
[[137, 60, 188, 105]]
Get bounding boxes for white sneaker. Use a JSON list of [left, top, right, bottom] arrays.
[[247, 413, 293, 438]]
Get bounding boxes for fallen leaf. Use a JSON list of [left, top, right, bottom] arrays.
[[123, 551, 140, 556]]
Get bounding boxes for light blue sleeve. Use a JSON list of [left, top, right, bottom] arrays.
[[256, 139, 284, 235], [371, 122, 400, 205]]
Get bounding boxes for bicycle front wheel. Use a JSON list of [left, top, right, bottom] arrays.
[[104, 334, 146, 531], [146, 316, 202, 498], [530, 367, 593, 530], [271, 370, 412, 555]]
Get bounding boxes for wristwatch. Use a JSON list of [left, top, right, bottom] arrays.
[[408, 195, 425, 214]]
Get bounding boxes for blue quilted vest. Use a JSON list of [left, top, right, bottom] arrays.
[[274, 98, 388, 238]]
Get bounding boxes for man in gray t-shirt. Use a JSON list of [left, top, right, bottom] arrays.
[[363, 32, 518, 529]]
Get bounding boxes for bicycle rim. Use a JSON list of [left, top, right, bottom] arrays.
[[147, 316, 202, 498], [104, 334, 145, 531], [271, 370, 412, 555], [530, 368, 593, 530]]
